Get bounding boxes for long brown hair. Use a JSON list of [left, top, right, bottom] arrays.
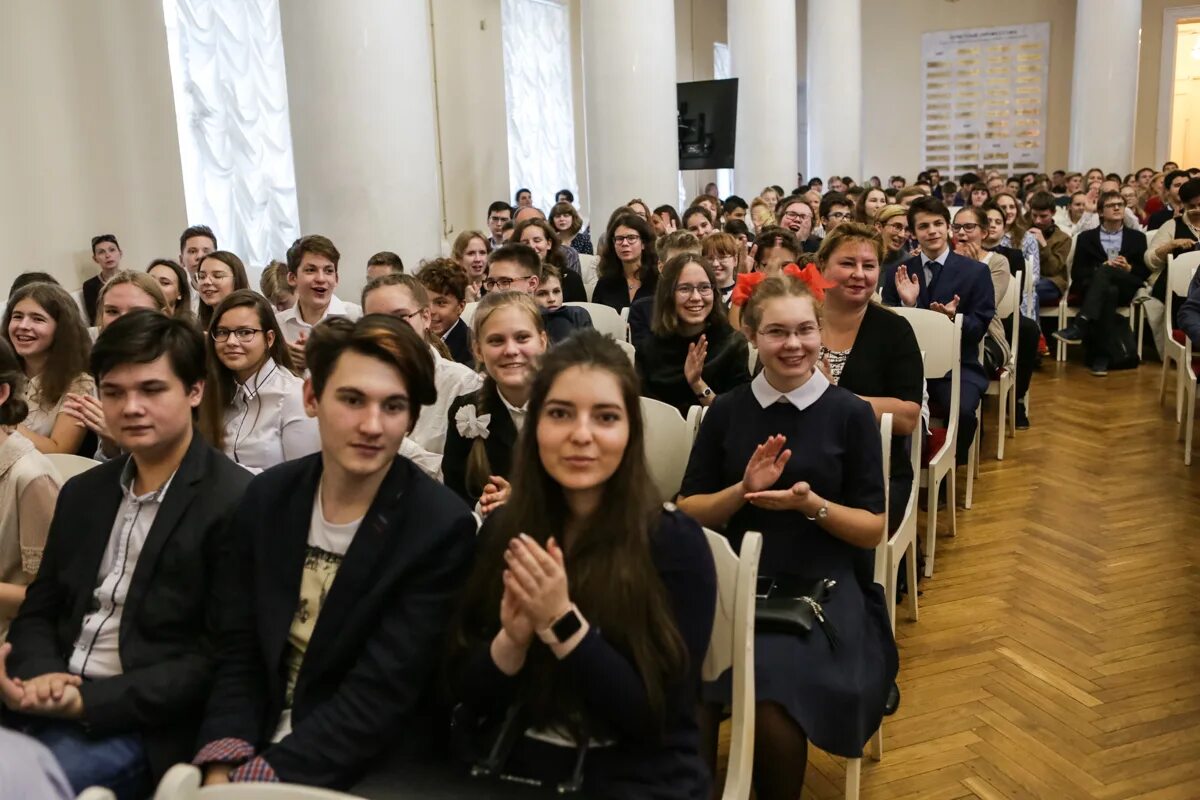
[[196, 251, 251, 329], [198, 289, 297, 451], [651, 253, 730, 337], [514, 217, 568, 274], [2, 283, 90, 407], [450, 330, 687, 737]]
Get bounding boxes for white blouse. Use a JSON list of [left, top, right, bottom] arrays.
[[410, 347, 483, 455], [24, 373, 95, 438], [223, 360, 320, 473]]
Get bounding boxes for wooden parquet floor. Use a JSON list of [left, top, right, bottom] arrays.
[[799, 360, 1200, 799]]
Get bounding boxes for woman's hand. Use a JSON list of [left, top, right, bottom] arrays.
[[62, 393, 116, 452], [742, 435, 791, 494], [480, 475, 511, 516], [684, 335, 708, 389], [499, 576, 536, 650], [894, 265, 920, 306], [503, 534, 570, 631], [954, 240, 982, 262], [745, 481, 820, 514]]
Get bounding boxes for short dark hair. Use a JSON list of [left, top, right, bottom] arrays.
[[90, 308, 205, 387], [682, 205, 713, 226], [8, 272, 59, 299], [287, 234, 341, 274], [487, 200, 513, 218], [1026, 191, 1057, 213], [653, 205, 681, 226], [487, 243, 541, 275], [417, 259, 468, 303], [179, 224, 217, 253], [723, 218, 752, 240], [1098, 190, 1125, 211], [514, 187, 532, 202], [1165, 169, 1190, 191], [1179, 179, 1200, 205], [555, 189, 575, 203], [305, 315, 437, 430], [91, 234, 120, 253], [722, 195, 748, 213], [819, 191, 851, 219], [367, 250, 405, 273], [906, 195, 951, 230]]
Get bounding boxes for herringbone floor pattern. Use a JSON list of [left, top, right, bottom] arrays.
[[797, 361, 1199, 799]]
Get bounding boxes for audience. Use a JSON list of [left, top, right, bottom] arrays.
[[94, 272, 167, 334], [147, 259, 194, 320], [652, 203, 681, 237], [853, 187, 888, 225], [701, 231, 743, 307], [683, 205, 715, 238], [777, 195, 820, 253], [678, 270, 896, 799], [875, 205, 913, 271], [198, 290, 318, 474], [591, 212, 659, 313], [1147, 169, 1190, 230], [83, 235, 123, 326], [2, 310, 251, 797], [994, 192, 1041, 318], [443, 291, 547, 511], [487, 243, 591, 343], [635, 253, 750, 415], [417, 259, 475, 368], [818, 192, 853, 238], [0, 338, 60, 639], [195, 251, 250, 330], [276, 235, 363, 371], [1, 283, 94, 455], [178, 225, 218, 309], [1025, 191, 1071, 308]]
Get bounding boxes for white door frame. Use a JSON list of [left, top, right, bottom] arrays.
[[1157, 5, 1200, 166]]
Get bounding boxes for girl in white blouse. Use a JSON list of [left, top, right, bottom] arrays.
[[199, 290, 320, 473]]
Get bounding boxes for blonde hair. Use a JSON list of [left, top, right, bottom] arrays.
[[750, 197, 776, 228], [452, 230, 491, 262], [815, 221, 885, 267], [97, 270, 167, 328]]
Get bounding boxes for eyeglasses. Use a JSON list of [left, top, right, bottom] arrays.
[[781, 210, 810, 221], [824, 212, 851, 222], [950, 223, 980, 233], [197, 271, 230, 283], [613, 234, 642, 245], [483, 276, 533, 291], [758, 323, 820, 343], [388, 309, 424, 322], [212, 327, 265, 343], [1101, 202, 1126, 210], [883, 222, 909, 234], [675, 283, 714, 298]]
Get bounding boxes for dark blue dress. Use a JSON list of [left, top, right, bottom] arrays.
[[681, 379, 898, 757]]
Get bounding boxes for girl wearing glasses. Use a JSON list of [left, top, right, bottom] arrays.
[[874, 204, 913, 272], [953, 207, 1013, 375], [635, 254, 750, 415], [199, 290, 319, 473], [677, 271, 896, 799], [196, 251, 251, 329]]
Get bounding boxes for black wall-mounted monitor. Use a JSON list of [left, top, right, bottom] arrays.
[[677, 78, 738, 171]]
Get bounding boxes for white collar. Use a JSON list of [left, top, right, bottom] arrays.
[[284, 295, 346, 326], [750, 369, 830, 411], [235, 359, 282, 400], [920, 246, 951, 267], [497, 388, 528, 416]]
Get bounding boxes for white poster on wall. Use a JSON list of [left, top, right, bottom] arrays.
[[921, 22, 1050, 178]]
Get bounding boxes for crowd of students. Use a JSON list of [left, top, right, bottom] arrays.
[[0, 166, 1198, 800]]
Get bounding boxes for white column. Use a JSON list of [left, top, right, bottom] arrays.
[[1068, 0, 1141, 173], [581, 0, 678, 219], [806, 0, 862, 183], [280, 0, 442, 300], [729, 0, 798, 199]]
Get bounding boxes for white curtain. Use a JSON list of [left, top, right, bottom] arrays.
[[162, 0, 300, 267], [501, 0, 578, 213], [713, 42, 734, 199]]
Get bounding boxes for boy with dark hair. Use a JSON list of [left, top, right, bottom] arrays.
[[277, 235, 363, 370], [722, 195, 748, 222], [193, 315, 474, 788], [83, 235, 123, 325], [365, 251, 404, 282], [486, 244, 592, 343], [179, 225, 217, 313], [417, 260, 473, 368], [485, 201, 513, 249], [1025, 191, 1071, 306], [1, 310, 251, 797]]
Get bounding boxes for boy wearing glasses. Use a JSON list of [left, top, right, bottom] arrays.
[[485, 244, 591, 343], [818, 192, 853, 238]]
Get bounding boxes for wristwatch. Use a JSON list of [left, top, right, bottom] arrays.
[[805, 503, 829, 522], [695, 385, 715, 401], [546, 607, 583, 644]]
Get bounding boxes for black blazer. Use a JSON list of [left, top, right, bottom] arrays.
[[591, 274, 655, 313], [1071, 227, 1149, 288], [442, 317, 475, 369], [6, 434, 251, 779], [82, 274, 103, 325], [443, 384, 519, 506], [558, 265, 588, 304], [197, 454, 476, 788]]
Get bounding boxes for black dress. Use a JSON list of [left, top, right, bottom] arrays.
[[635, 322, 751, 416], [681, 377, 898, 757], [443, 384, 519, 506], [591, 274, 655, 313], [451, 506, 717, 800]]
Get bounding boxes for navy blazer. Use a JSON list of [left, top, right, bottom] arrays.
[[1071, 227, 1149, 288], [881, 250, 995, 389], [197, 453, 476, 788]]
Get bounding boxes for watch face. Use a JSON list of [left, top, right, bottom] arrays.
[[551, 609, 583, 642]]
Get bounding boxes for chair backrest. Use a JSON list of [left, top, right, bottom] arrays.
[[639, 396, 696, 503], [1168, 252, 1200, 296], [891, 308, 962, 439], [461, 301, 478, 327], [701, 528, 761, 800], [997, 270, 1021, 319], [577, 253, 600, 285], [584, 279, 598, 301], [78, 788, 116, 800], [565, 301, 627, 341], [873, 413, 893, 587], [71, 288, 88, 320], [615, 339, 635, 366], [45, 453, 101, 481]]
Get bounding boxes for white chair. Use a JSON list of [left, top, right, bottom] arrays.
[[640, 397, 698, 503], [891, 309, 962, 578], [577, 253, 600, 285], [78, 788, 116, 800], [1181, 337, 1197, 465], [45, 453, 101, 481], [1160, 253, 1200, 423], [615, 339, 635, 366], [71, 288, 89, 320], [584, 279, 598, 301], [565, 301, 627, 341], [701, 528, 761, 800], [153, 763, 366, 799], [461, 301, 478, 328], [984, 270, 1021, 462]]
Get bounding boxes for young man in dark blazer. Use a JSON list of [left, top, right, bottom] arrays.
[[194, 315, 476, 789], [1054, 191, 1149, 375], [0, 310, 251, 799], [882, 195, 996, 463]]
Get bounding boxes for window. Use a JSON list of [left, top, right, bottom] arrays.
[[162, 0, 300, 266], [713, 43, 733, 199], [501, 0, 578, 212]]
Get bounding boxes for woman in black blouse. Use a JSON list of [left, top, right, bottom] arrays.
[[678, 272, 897, 800], [449, 330, 717, 799], [816, 222, 923, 532], [591, 212, 659, 313], [635, 253, 750, 416]]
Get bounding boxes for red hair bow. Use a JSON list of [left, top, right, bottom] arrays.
[[730, 263, 837, 307]]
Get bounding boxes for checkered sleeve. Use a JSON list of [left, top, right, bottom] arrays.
[[193, 738, 255, 767], [229, 755, 279, 783]]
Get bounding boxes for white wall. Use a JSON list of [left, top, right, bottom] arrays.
[[0, 0, 185, 294]]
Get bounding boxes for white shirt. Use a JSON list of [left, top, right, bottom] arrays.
[[411, 348, 482, 455], [224, 360, 320, 473], [750, 368, 830, 411], [275, 296, 363, 345], [69, 462, 176, 679], [498, 390, 529, 432], [399, 437, 443, 482]]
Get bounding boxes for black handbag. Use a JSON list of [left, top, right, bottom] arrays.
[[451, 702, 590, 796], [755, 576, 840, 650]]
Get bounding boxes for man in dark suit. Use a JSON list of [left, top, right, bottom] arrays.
[[1054, 191, 1149, 375], [0, 310, 251, 799], [882, 196, 996, 462], [1146, 169, 1190, 230], [194, 315, 476, 789]]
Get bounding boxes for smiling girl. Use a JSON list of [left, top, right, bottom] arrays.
[[196, 251, 250, 329]]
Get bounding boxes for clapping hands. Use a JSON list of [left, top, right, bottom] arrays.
[[930, 294, 960, 319], [894, 265, 920, 306], [0, 642, 84, 719], [480, 475, 512, 516]]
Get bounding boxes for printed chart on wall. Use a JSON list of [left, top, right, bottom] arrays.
[[921, 23, 1049, 177]]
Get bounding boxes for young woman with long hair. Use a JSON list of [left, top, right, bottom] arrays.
[[1, 283, 93, 454], [515, 218, 587, 302], [700, 231, 743, 308], [196, 250, 251, 330], [449, 330, 717, 798], [994, 191, 1041, 318], [853, 186, 888, 224], [590, 212, 659, 313], [147, 258, 194, 320], [452, 230, 492, 302], [198, 290, 318, 473], [442, 292, 548, 513], [550, 202, 592, 255]]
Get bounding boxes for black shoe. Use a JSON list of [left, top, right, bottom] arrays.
[[1015, 403, 1030, 430], [1089, 358, 1109, 377], [884, 682, 901, 716], [1052, 324, 1084, 345]]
